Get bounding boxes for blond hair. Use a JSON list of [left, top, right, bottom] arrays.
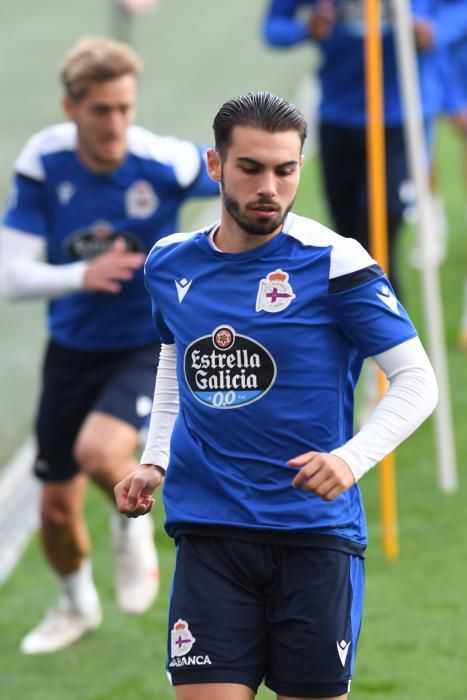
[[60, 36, 143, 100]]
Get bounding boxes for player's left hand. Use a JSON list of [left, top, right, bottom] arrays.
[[289, 451, 355, 501]]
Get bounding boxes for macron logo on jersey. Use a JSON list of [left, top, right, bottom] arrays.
[[175, 278, 193, 303], [377, 284, 400, 315]]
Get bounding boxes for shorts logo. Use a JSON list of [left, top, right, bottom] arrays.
[[126, 180, 158, 218], [256, 269, 295, 313], [136, 395, 152, 417], [171, 619, 195, 657], [169, 620, 212, 668], [336, 639, 351, 667], [184, 325, 277, 409]]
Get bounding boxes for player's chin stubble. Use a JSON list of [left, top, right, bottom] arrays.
[[222, 190, 294, 237]]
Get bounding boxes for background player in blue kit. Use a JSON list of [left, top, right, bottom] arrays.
[[115, 92, 437, 699], [262, 0, 466, 297], [0, 36, 218, 655]]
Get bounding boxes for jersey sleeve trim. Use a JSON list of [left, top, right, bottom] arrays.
[[329, 263, 385, 294], [284, 213, 377, 280], [14, 123, 76, 181]]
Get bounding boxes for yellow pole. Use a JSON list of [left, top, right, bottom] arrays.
[[364, 0, 399, 560]]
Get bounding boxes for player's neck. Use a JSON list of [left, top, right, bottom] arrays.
[[75, 145, 126, 175], [214, 216, 281, 254]]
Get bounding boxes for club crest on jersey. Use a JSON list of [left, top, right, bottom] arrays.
[[184, 325, 277, 409], [57, 181, 75, 205], [125, 180, 158, 218], [256, 269, 295, 313]]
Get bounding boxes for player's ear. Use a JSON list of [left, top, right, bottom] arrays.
[[62, 95, 76, 121], [207, 148, 222, 183]]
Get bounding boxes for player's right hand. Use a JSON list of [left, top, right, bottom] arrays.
[[83, 237, 146, 293], [114, 464, 164, 518]]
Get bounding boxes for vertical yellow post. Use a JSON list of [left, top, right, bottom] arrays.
[[364, 0, 399, 560]]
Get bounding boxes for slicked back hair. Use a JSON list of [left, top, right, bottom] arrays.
[[213, 91, 308, 159], [60, 36, 142, 101]]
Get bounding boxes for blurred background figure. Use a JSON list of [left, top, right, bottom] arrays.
[[0, 35, 218, 655], [435, 18, 467, 348], [262, 0, 464, 299]]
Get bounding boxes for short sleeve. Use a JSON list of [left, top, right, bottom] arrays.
[[2, 173, 48, 237], [328, 267, 418, 357], [149, 298, 173, 344]]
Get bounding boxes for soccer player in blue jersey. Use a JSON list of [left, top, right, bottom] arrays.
[[0, 36, 218, 654], [115, 92, 438, 700], [262, 0, 466, 297]]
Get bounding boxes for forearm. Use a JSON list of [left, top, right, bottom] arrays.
[[263, 0, 310, 47], [0, 226, 87, 300], [140, 343, 179, 470], [332, 337, 438, 481]]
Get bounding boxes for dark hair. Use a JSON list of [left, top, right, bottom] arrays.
[[213, 91, 307, 157]]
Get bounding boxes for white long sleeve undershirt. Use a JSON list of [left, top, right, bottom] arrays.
[[140, 343, 179, 470], [140, 336, 438, 481], [0, 226, 87, 300]]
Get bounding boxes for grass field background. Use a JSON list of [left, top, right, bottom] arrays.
[[1, 2, 466, 699]]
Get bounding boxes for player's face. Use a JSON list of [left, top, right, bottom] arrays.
[[63, 74, 137, 173], [209, 126, 303, 239]]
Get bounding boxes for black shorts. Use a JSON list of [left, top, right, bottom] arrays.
[[167, 534, 364, 697], [34, 338, 160, 482]]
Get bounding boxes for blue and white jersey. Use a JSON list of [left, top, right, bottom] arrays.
[[145, 213, 418, 551], [2, 123, 219, 350]]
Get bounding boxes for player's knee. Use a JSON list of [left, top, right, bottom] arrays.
[[73, 438, 117, 481], [41, 496, 75, 532]]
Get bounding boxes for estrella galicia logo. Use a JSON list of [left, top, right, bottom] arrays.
[[64, 221, 144, 261], [184, 325, 277, 409]]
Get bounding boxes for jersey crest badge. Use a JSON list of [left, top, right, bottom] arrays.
[[256, 269, 296, 313], [125, 180, 158, 218], [57, 181, 75, 205]]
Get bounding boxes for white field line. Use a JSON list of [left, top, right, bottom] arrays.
[[0, 438, 39, 585]]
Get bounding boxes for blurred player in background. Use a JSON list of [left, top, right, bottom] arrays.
[[0, 36, 218, 654], [437, 23, 467, 348], [263, 0, 466, 298], [115, 91, 437, 700]]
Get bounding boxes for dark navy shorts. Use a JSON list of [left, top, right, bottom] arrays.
[[34, 338, 160, 482], [319, 121, 410, 296], [167, 534, 364, 697]]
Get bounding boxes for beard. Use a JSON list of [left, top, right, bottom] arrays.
[[221, 181, 294, 238]]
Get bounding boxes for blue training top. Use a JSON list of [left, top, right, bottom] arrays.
[[2, 122, 219, 351], [145, 213, 418, 553]]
